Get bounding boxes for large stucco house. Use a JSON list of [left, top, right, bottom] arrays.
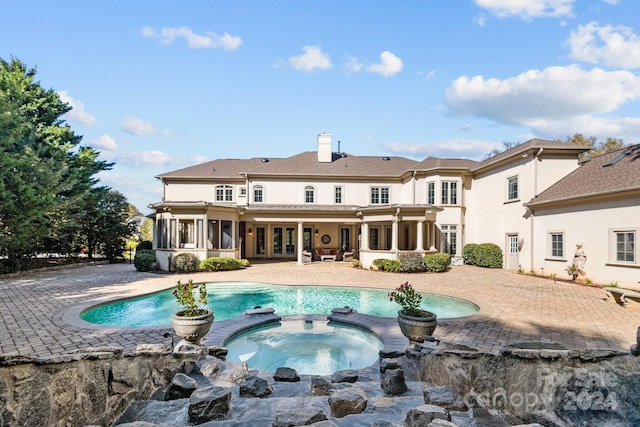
[[149, 133, 639, 288]]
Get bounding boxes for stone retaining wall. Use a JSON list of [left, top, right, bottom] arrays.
[[0, 345, 200, 427], [415, 343, 640, 426]]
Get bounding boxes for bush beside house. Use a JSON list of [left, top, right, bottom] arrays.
[[463, 243, 503, 268]]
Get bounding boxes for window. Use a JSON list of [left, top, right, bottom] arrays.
[[507, 176, 519, 201], [370, 227, 379, 250], [427, 182, 435, 205], [304, 186, 315, 203], [340, 227, 350, 251], [215, 185, 233, 202], [385, 226, 392, 250], [441, 224, 457, 255], [616, 231, 635, 263], [441, 181, 457, 205], [239, 188, 247, 196], [335, 186, 343, 204], [253, 185, 264, 203], [371, 187, 389, 204], [550, 232, 564, 258]]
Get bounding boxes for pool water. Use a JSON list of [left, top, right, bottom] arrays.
[[225, 320, 383, 375], [80, 282, 478, 326]]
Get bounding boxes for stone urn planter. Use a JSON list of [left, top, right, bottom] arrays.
[[397, 310, 437, 343], [172, 310, 214, 345]]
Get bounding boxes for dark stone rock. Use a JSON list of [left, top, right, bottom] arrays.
[[423, 385, 467, 411], [371, 420, 402, 427], [167, 373, 198, 400], [328, 385, 367, 418], [195, 356, 220, 378], [188, 385, 232, 424], [273, 367, 300, 382], [379, 358, 402, 373], [404, 404, 450, 426], [380, 368, 407, 395], [148, 386, 168, 401], [113, 399, 189, 426], [331, 369, 358, 383], [379, 350, 405, 359], [207, 346, 228, 359], [272, 407, 328, 427], [471, 408, 510, 426], [239, 375, 272, 398], [310, 376, 331, 396]]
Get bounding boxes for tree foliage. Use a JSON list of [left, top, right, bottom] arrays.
[[566, 133, 628, 161], [0, 57, 130, 271]]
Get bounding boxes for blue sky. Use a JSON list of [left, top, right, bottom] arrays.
[[2, 0, 639, 213]]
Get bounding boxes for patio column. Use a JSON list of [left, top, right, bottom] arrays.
[[391, 218, 398, 251], [296, 221, 304, 265], [416, 220, 424, 251], [429, 222, 437, 251], [361, 222, 370, 250]]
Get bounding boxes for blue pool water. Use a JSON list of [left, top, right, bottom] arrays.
[[225, 320, 384, 375], [80, 282, 479, 326]]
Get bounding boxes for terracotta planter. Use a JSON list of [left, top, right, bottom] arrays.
[[172, 310, 214, 345], [397, 310, 437, 343]]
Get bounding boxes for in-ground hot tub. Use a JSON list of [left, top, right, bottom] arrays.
[[224, 319, 383, 375]]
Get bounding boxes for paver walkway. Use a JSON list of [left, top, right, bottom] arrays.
[[1, 261, 639, 358]]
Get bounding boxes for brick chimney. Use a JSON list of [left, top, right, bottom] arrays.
[[317, 132, 332, 163]]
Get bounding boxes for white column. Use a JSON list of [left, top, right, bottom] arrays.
[[429, 223, 437, 251], [296, 222, 304, 265], [416, 220, 424, 251], [391, 219, 398, 251], [361, 222, 370, 250]]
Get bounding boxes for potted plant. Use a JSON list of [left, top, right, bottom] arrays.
[[172, 279, 213, 345], [388, 281, 437, 342], [567, 265, 578, 280]]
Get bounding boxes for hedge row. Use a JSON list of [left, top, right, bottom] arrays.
[[373, 252, 450, 273], [133, 251, 250, 272], [462, 243, 503, 268]]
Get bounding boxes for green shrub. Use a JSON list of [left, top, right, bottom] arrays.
[[373, 258, 387, 270], [399, 252, 426, 273], [134, 249, 157, 272], [199, 257, 243, 272], [462, 243, 479, 265], [424, 253, 450, 272], [240, 259, 250, 267], [172, 253, 200, 273], [383, 260, 401, 272], [137, 240, 153, 251], [476, 243, 503, 268], [351, 259, 361, 268]]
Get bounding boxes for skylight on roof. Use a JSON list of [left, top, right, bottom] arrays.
[[603, 149, 630, 167]]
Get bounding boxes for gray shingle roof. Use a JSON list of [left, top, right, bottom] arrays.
[[525, 144, 640, 207], [157, 151, 419, 179]]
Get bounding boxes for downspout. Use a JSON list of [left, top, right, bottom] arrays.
[[529, 207, 535, 271], [533, 148, 543, 196], [412, 170, 417, 204]]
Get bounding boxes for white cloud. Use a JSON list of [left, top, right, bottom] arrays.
[[366, 51, 403, 77], [288, 46, 332, 72], [445, 64, 640, 139], [344, 56, 364, 73], [120, 116, 171, 136], [57, 91, 98, 127], [475, 0, 575, 20], [383, 139, 503, 160], [91, 134, 118, 151], [566, 22, 640, 69], [141, 26, 242, 50]]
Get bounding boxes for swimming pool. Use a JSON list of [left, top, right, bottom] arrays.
[[225, 320, 383, 375], [80, 282, 479, 326]]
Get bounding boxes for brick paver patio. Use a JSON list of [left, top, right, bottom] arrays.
[[1, 261, 638, 358]]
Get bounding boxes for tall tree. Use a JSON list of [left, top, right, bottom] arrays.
[[566, 134, 627, 160], [0, 57, 116, 270]]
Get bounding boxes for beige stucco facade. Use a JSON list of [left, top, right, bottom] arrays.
[[150, 134, 639, 288]]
